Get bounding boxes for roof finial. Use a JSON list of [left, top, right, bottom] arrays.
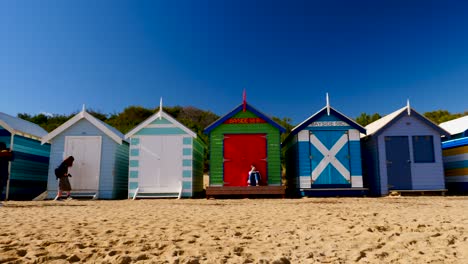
[[243, 88, 247, 112], [326, 93, 330, 116], [407, 98, 411, 115], [159, 97, 163, 119], [82, 104, 86, 112]]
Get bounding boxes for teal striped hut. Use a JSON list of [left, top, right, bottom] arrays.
[[0, 112, 50, 200], [125, 104, 205, 199]]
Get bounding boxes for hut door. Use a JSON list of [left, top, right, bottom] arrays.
[[223, 134, 267, 186], [139, 136, 183, 192], [64, 136, 101, 191], [385, 136, 412, 190], [310, 131, 351, 186]]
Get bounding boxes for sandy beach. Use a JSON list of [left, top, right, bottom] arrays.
[[0, 197, 467, 263]]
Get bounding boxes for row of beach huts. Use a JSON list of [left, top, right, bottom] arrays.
[[0, 98, 467, 200]]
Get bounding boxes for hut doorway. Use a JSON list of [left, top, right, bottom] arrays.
[[310, 130, 351, 186], [138, 136, 183, 192], [223, 134, 267, 186], [385, 136, 412, 190], [64, 136, 101, 191]]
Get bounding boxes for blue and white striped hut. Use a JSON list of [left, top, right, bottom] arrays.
[[41, 107, 129, 199], [0, 112, 50, 200], [283, 95, 367, 197], [440, 116, 468, 193], [361, 102, 450, 196], [125, 101, 205, 199]]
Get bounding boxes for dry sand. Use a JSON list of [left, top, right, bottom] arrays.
[[0, 197, 467, 263]]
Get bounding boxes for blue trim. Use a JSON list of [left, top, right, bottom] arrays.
[[285, 107, 366, 144], [129, 171, 138, 178], [130, 149, 140, 156], [129, 160, 139, 167], [129, 182, 138, 189], [182, 181, 192, 189], [204, 103, 286, 133], [183, 148, 192, 155], [131, 138, 140, 145], [442, 137, 468, 149]]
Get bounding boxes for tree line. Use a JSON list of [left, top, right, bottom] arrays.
[[18, 106, 466, 136], [17, 106, 465, 172]]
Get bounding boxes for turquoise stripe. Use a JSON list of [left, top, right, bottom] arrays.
[[444, 160, 468, 170], [128, 192, 134, 198], [131, 138, 140, 145], [129, 160, 139, 167], [181, 192, 192, 197], [183, 137, 192, 145], [129, 171, 138, 178], [136, 127, 186, 135], [129, 182, 138, 189], [183, 148, 192, 155], [183, 170, 192, 178], [183, 159, 192, 166], [182, 181, 192, 189], [150, 118, 172, 125], [130, 149, 140, 156]]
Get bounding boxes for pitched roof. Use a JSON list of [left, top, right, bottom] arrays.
[[363, 106, 449, 137], [204, 102, 286, 134], [439, 115, 468, 136], [125, 109, 197, 139], [41, 110, 125, 144], [0, 112, 48, 140], [291, 106, 365, 135]]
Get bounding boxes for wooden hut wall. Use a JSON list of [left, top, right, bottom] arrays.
[[370, 115, 445, 195], [191, 138, 205, 196], [47, 119, 127, 199], [112, 141, 130, 199], [361, 136, 383, 196], [209, 110, 282, 186], [0, 126, 50, 200]]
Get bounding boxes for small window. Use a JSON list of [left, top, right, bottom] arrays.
[[412, 136, 435, 163]]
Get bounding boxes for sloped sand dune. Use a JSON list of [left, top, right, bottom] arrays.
[[0, 197, 467, 263]]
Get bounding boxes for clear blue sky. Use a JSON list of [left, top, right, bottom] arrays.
[[1, 0, 467, 125]]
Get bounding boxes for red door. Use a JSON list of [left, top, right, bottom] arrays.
[[223, 134, 267, 186]]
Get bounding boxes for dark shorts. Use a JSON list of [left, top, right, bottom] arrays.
[[59, 177, 72, 191]]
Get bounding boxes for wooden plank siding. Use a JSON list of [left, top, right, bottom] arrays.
[[209, 110, 282, 186], [112, 142, 129, 199], [5, 133, 50, 200], [192, 138, 205, 196]]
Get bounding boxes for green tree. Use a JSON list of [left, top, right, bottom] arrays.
[[355, 113, 382, 126]]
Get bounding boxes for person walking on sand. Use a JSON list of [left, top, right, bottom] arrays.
[[247, 164, 261, 186], [54, 156, 74, 201]]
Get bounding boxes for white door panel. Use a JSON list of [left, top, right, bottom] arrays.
[[139, 136, 183, 192], [64, 136, 101, 190]]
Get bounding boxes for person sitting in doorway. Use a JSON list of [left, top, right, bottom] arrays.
[[247, 164, 261, 186]]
